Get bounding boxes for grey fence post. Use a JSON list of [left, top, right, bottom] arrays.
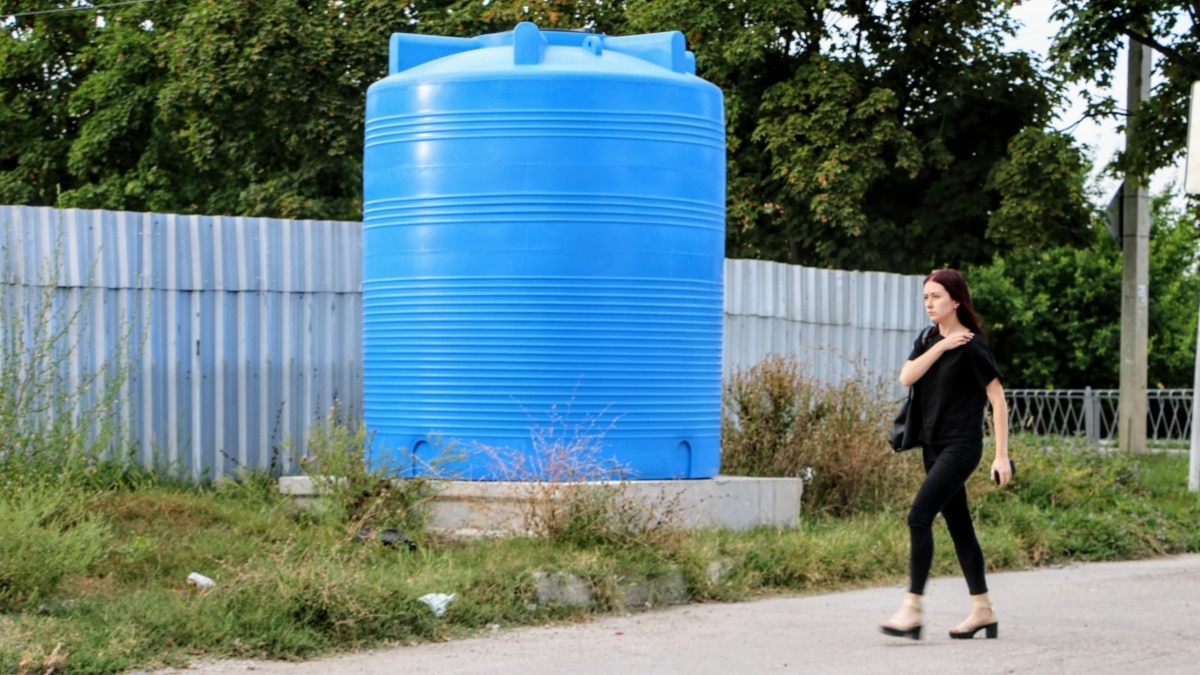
[[1085, 387, 1098, 444]]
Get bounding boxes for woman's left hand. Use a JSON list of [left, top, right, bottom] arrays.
[[991, 457, 1012, 487]]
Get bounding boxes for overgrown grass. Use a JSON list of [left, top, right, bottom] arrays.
[[972, 438, 1200, 563], [3, 292, 1200, 675], [0, 227, 132, 619], [2, 435, 1198, 673], [0, 482, 110, 613], [295, 402, 444, 546]]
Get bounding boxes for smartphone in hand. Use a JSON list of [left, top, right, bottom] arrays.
[[992, 459, 1016, 485]]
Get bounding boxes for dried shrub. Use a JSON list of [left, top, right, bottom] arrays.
[[480, 406, 686, 552], [721, 354, 922, 516], [0, 226, 132, 484]]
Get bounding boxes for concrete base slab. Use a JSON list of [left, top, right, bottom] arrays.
[[278, 475, 803, 535]]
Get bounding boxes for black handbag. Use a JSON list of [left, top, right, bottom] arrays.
[[888, 327, 933, 452], [888, 389, 920, 452]]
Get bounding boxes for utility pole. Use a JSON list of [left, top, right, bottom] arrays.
[[1186, 80, 1199, 491], [1118, 36, 1151, 454]]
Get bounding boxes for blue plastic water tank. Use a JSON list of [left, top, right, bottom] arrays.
[[363, 23, 725, 479]]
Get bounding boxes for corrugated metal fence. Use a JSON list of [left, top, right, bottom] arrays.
[[723, 258, 926, 386], [1, 207, 362, 477], [1, 206, 926, 478]]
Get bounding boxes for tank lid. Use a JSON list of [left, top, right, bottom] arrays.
[[388, 22, 695, 76]]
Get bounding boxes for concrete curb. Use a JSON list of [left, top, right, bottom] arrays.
[[279, 475, 804, 533]]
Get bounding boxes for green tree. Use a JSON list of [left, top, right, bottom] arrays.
[[626, 0, 1095, 272], [966, 228, 1122, 389], [3, 0, 458, 220], [55, 1, 187, 213], [1050, 0, 1200, 183], [1144, 194, 1200, 388], [5, 0, 1097, 265], [0, 1, 97, 205], [423, 0, 629, 35], [148, 0, 370, 219], [968, 189, 1200, 389]]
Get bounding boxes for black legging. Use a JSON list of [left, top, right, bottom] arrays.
[[907, 442, 988, 596]]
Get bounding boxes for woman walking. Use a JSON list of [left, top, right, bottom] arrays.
[[880, 268, 1011, 640]]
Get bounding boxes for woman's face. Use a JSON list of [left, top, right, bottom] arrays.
[[923, 280, 960, 325]]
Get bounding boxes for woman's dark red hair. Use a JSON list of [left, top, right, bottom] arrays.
[[925, 268, 985, 339]]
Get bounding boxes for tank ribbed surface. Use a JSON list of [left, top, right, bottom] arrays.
[[363, 23, 725, 479]]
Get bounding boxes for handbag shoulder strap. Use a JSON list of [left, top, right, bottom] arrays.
[[911, 325, 935, 357]]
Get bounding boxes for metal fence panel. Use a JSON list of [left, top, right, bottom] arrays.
[[1, 206, 362, 478], [722, 258, 927, 394]]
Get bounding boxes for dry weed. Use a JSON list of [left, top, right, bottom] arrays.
[[477, 405, 686, 551], [721, 353, 922, 515]]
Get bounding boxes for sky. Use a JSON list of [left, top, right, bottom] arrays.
[[1006, 1, 1189, 206]]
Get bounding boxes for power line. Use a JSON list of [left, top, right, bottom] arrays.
[[2, 0, 162, 20]]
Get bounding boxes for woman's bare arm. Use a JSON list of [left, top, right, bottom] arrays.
[[898, 329, 974, 387]]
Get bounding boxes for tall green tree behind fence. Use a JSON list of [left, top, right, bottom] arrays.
[[622, 0, 1095, 273], [0, 0, 454, 220], [1050, 0, 1200, 184], [3, 0, 1100, 273], [968, 190, 1200, 390]]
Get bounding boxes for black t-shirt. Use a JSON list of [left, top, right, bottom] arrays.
[[907, 329, 1003, 447]]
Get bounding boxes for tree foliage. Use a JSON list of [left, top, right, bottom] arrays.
[[423, 0, 629, 35], [625, 0, 1095, 272], [968, 189, 1200, 389], [1, 0, 450, 219], [1050, 0, 1200, 183], [2, 0, 1095, 267], [0, 0, 95, 205]]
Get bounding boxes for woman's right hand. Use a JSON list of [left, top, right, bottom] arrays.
[[937, 329, 974, 352], [899, 328, 973, 386]]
